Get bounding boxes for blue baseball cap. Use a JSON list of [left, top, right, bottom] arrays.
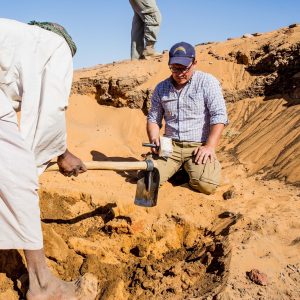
[[169, 42, 195, 66]]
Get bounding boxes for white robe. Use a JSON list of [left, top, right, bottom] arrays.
[[0, 18, 73, 250]]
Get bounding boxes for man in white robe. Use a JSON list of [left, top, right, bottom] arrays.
[[0, 18, 97, 299]]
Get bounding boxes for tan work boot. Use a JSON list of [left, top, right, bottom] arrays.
[[142, 42, 160, 59]]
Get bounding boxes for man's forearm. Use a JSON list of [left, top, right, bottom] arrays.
[[206, 123, 225, 148], [58, 148, 69, 159], [147, 121, 160, 142]]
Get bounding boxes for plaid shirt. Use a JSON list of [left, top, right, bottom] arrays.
[[147, 71, 228, 142]]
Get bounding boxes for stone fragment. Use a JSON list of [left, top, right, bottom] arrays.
[[247, 269, 268, 285], [223, 188, 236, 200], [43, 224, 69, 262], [242, 33, 253, 38]]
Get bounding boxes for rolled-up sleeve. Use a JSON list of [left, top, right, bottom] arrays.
[[147, 85, 164, 128], [204, 75, 228, 126]]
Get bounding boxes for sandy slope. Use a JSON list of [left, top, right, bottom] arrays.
[[0, 25, 299, 299]]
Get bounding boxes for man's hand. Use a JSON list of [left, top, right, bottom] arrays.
[[150, 137, 160, 154], [147, 121, 161, 154], [193, 145, 216, 164], [57, 149, 87, 177]]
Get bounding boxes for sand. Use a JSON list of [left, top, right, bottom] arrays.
[[0, 24, 299, 299]]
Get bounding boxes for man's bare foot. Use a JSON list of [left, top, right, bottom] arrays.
[[26, 273, 98, 300]]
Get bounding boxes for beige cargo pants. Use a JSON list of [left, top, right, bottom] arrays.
[[155, 141, 221, 195]]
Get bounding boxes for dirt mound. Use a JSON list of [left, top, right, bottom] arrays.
[[224, 97, 300, 185], [1, 191, 237, 299]]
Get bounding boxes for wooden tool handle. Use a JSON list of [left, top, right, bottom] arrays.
[[46, 160, 158, 171]]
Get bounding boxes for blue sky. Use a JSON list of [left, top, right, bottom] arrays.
[[2, 1, 299, 69]]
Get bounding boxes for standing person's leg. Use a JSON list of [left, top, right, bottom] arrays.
[[131, 12, 145, 59], [25, 249, 98, 300], [142, 0, 161, 57], [183, 143, 221, 195]]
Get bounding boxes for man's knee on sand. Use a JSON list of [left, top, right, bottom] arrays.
[[187, 159, 221, 195], [159, 171, 219, 195], [155, 154, 221, 194], [189, 178, 218, 195], [159, 168, 219, 195]]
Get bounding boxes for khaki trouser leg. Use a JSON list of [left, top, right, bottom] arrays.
[[156, 142, 183, 185], [131, 12, 144, 60], [154, 141, 221, 194], [181, 142, 221, 195]]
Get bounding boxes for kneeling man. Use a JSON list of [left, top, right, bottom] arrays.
[[147, 42, 228, 194]]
